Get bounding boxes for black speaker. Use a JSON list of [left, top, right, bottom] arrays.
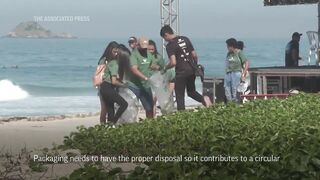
[[202, 77, 226, 104]]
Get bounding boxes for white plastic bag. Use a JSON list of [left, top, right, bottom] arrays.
[[237, 81, 249, 93], [117, 88, 139, 124], [149, 72, 175, 114]]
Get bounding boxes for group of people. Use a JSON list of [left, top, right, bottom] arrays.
[[223, 31, 305, 101], [96, 25, 250, 124]]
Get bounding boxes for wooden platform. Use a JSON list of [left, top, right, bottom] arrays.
[[249, 66, 320, 94], [250, 66, 320, 76]]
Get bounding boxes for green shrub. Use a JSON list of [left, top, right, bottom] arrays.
[[61, 94, 320, 179]]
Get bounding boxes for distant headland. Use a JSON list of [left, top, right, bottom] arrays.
[[3, 21, 76, 39]]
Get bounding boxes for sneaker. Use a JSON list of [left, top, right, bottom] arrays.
[[289, 89, 299, 95], [105, 122, 115, 128]]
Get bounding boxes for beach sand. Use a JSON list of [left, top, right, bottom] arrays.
[[0, 116, 99, 154], [0, 106, 200, 179], [0, 109, 148, 154], [0, 105, 205, 153], [0, 112, 148, 179]]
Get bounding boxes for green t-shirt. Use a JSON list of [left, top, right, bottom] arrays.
[[151, 53, 175, 81], [166, 68, 176, 81], [151, 54, 165, 73], [98, 57, 106, 65], [127, 49, 154, 89], [103, 60, 119, 83], [225, 50, 248, 73]]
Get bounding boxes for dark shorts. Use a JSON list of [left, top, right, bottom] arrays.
[[129, 85, 153, 112]]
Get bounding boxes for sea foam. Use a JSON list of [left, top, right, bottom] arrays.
[[0, 80, 29, 101]]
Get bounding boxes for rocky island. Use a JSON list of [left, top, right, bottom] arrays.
[[4, 21, 76, 39]]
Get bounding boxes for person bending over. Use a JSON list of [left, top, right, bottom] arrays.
[[97, 42, 120, 124], [126, 37, 155, 118], [100, 42, 128, 124]]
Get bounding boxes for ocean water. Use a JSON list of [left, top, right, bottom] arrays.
[[0, 38, 310, 117]]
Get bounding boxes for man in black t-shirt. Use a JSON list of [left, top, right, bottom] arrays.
[[160, 25, 208, 110], [285, 32, 302, 67]]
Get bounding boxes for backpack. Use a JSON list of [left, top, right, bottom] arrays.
[[92, 63, 106, 87]]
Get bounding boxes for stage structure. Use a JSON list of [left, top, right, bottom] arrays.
[[264, 0, 320, 41], [249, 66, 320, 94], [160, 0, 180, 56]]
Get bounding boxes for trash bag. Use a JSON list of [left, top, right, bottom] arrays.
[[117, 88, 139, 124], [237, 81, 249, 93], [149, 72, 175, 114]]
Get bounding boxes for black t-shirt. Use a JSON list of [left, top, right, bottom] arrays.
[[166, 36, 195, 76], [285, 40, 299, 67]]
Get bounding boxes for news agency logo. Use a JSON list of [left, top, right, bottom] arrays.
[[34, 16, 90, 22]]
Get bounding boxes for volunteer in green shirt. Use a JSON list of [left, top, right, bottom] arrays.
[[224, 38, 249, 102], [97, 56, 107, 125], [148, 40, 175, 87], [126, 37, 155, 118], [148, 40, 176, 116], [99, 42, 128, 124], [97, 42, 118, 125], [148, 40, 165, 73]]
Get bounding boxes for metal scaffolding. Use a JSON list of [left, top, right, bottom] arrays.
[[160, 0, 180, 56]]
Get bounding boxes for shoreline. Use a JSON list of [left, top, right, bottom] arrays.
[[0, 112, 100, 123], [0, 103, 202, 123], [0, 105, 202, 154], [0, 115, 99, 154]]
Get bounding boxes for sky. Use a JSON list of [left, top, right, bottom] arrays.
[[0, 0, 317, 39]]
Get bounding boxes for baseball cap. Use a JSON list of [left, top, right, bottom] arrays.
[[292, 32, 302, 38], [139, 37, 149, 49], [128, 36, 137, 43]]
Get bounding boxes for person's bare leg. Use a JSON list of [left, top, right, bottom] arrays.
[[203, 96, 213, 107], [99, 95, 107, 124]]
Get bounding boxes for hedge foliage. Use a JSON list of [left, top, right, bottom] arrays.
[[61, 94, 320, 180]]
